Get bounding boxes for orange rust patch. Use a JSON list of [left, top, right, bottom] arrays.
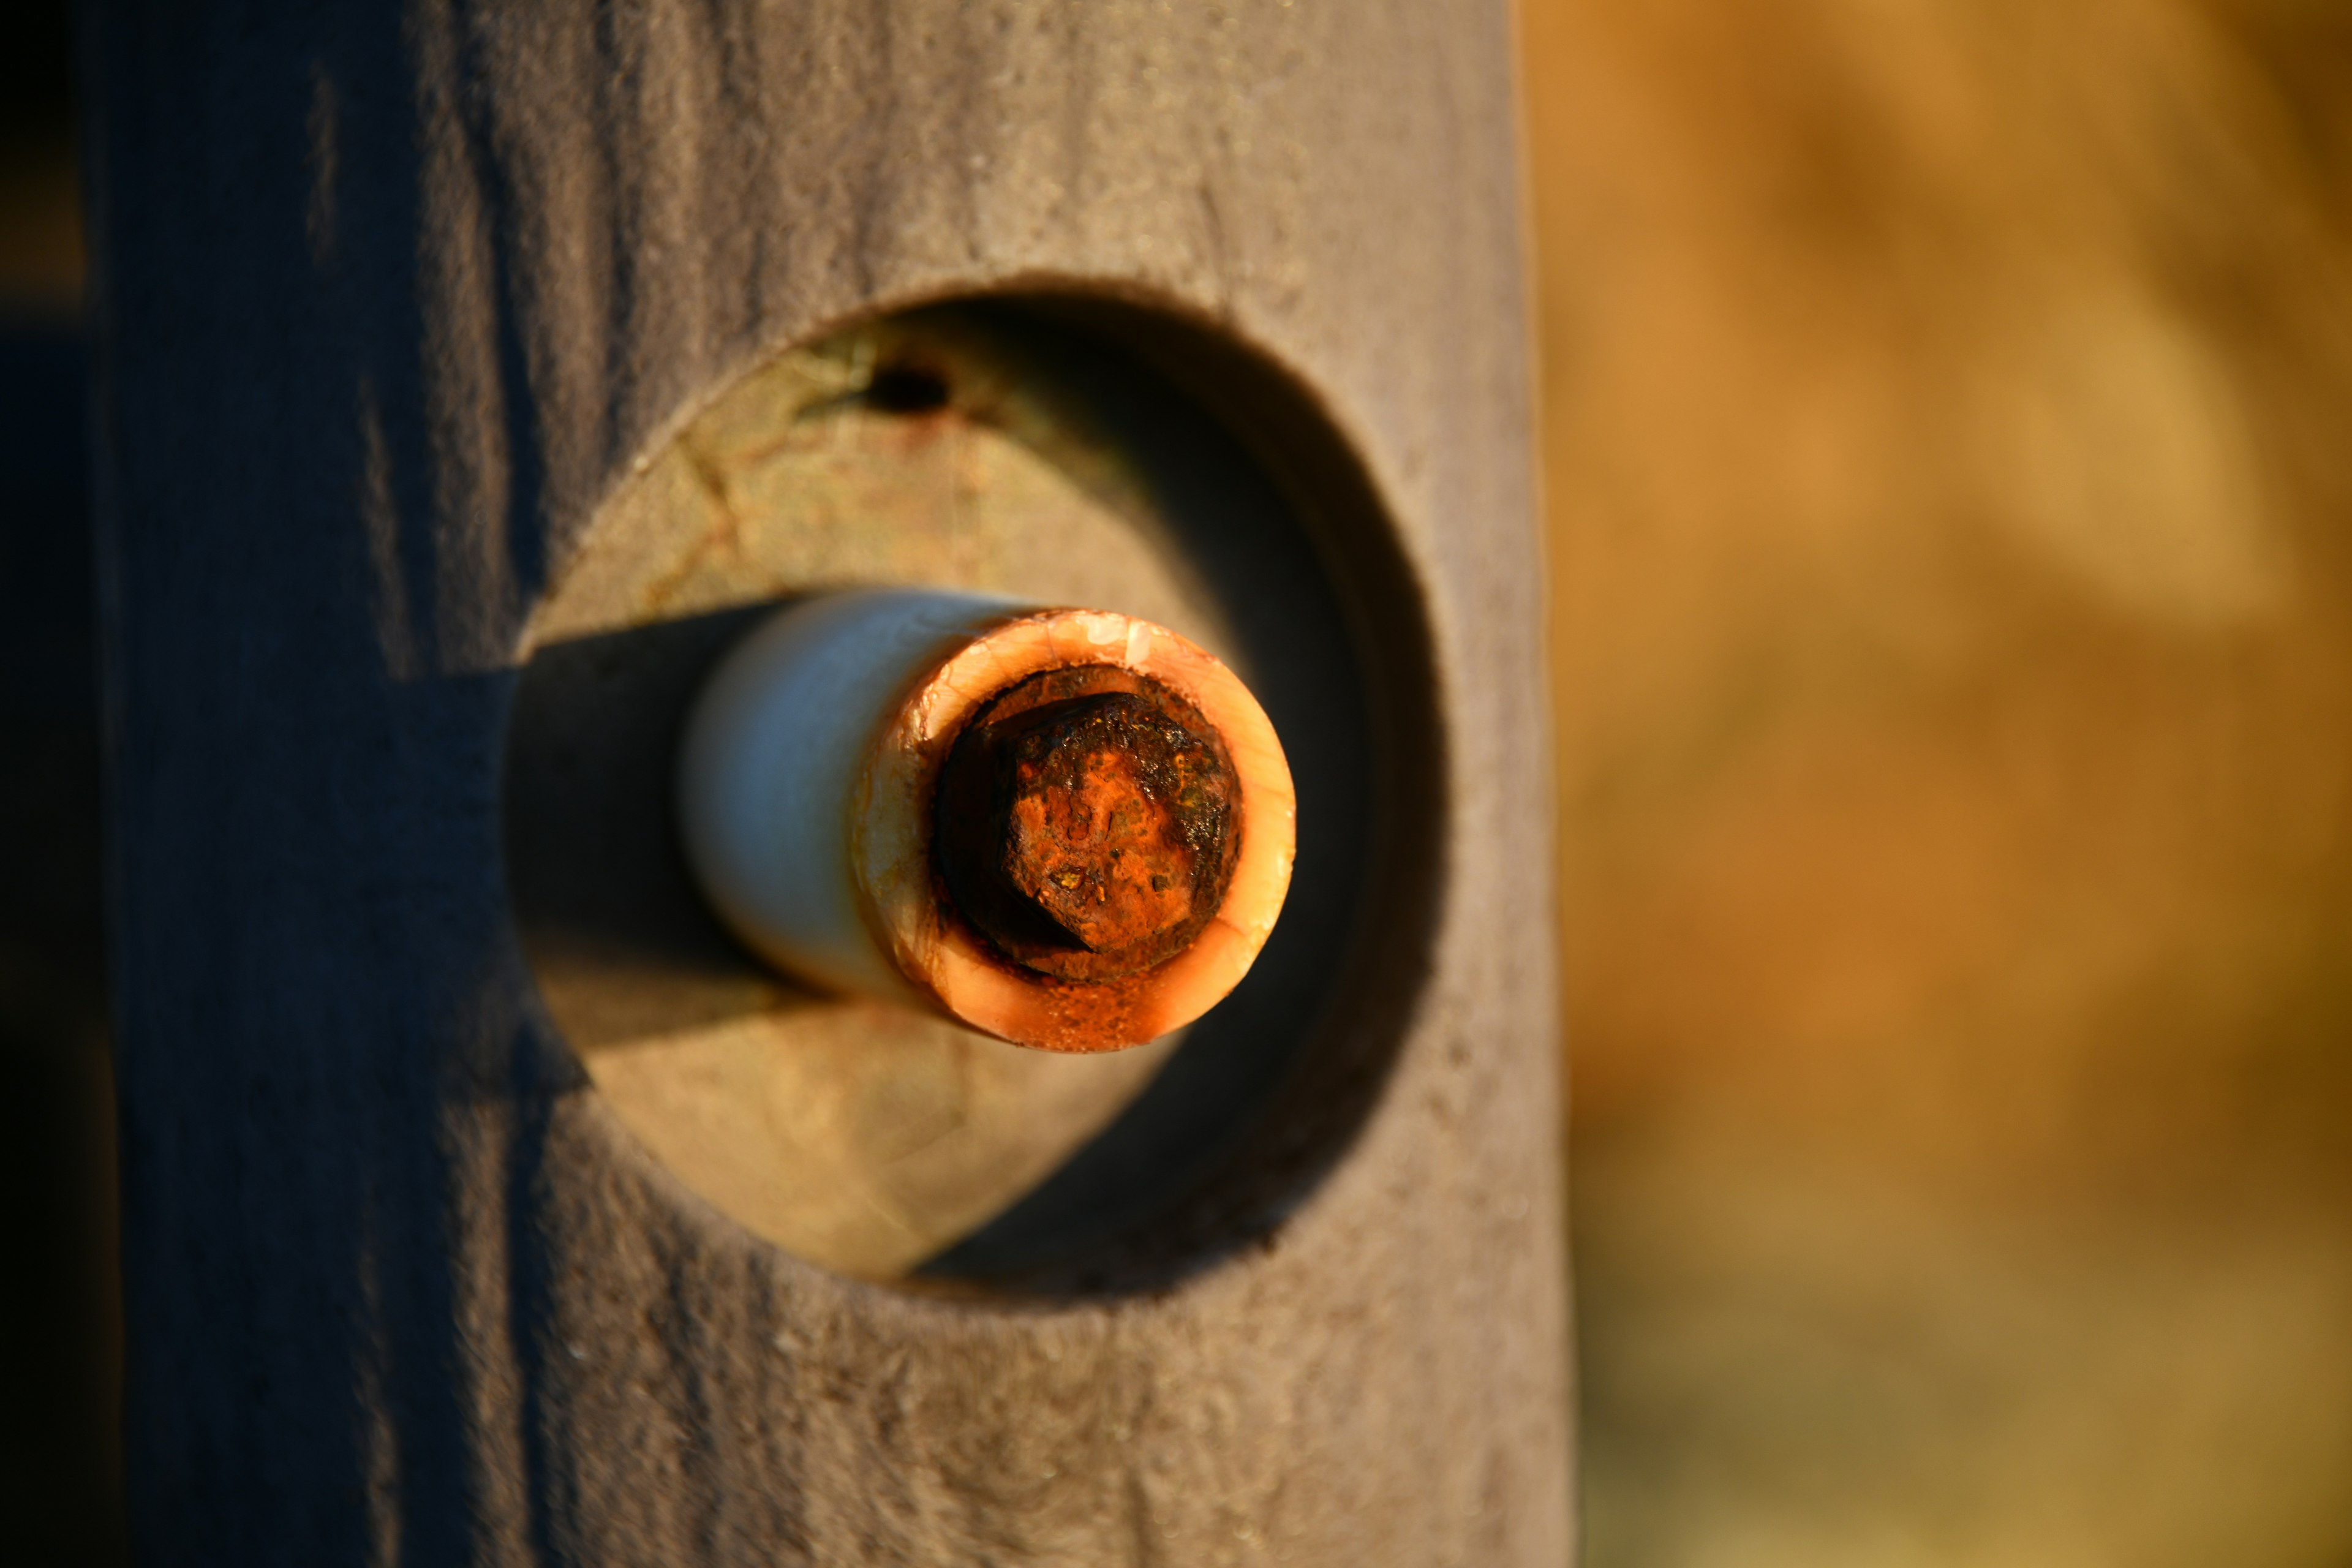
[[858, 606, 1296, 1054], [933, 666, 1242, 983]]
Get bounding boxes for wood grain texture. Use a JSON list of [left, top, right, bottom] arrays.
[[84, 1, 1567, 1562]]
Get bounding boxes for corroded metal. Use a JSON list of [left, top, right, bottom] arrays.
[[855, 604, 1296, 1057], [933, 666, 1242, 982]]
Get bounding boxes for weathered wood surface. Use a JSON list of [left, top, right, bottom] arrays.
[[85, 1, 1568, 1562]]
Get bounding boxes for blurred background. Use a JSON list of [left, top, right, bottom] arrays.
[[1523, 1, 2352, 1563], [7, 2, 2351, 1563]]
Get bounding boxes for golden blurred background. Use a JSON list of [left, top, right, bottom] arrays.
[[1523, 1, 2352, 1562], [7, 4, 2351, 1562]]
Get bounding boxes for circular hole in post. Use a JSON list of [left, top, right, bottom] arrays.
[[502, 296, 1441, 1294]]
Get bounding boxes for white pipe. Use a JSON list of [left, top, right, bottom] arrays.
[[676, 589, 1295, 1052]]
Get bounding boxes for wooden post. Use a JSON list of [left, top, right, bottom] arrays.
[[85, 2, 1569, 1561]]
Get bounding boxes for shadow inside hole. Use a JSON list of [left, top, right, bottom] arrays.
[[897, 303, 1414, 1290], [864, 363, 952, 413], [506, 602, 825, 1050]]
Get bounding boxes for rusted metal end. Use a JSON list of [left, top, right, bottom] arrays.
[[683, 594, 1284, 1052], [933, 667, 1242, 982], [843, 603, 1295, 1053]]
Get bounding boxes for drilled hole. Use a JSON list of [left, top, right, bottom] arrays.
[[865, 364, 952, 413]]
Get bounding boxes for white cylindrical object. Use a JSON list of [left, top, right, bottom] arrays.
[[676, 589, 1296, 1052], [676, 589, 1014, 1001]]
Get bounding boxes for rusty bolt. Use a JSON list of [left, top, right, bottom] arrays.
[[933, 665, 1243, 983]]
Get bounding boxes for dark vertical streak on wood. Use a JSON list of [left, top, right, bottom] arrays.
[[698, 0, 774, 346], [502, 1017, 564, 1568], [848, 1, 899, 306]]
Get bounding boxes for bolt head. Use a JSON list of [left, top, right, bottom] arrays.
[[933, 666, 1242, 982]]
